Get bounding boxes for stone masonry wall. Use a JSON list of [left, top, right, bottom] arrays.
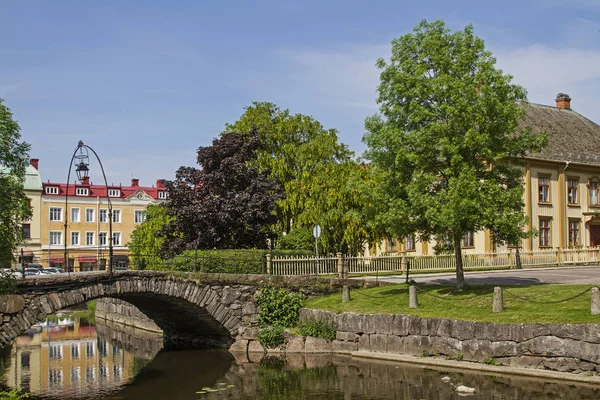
[[95, 298, 162, 333], [234, 308, 600, 375]]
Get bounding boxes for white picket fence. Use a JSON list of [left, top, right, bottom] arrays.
[[269, 248, 600, 276]]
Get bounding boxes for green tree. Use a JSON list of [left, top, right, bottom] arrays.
[[226, 102, 377, 254], [363, 20, 546, 289], [128, 203, 172, 269], [225, 102, 352, 234], [0, 98, 31, 268], [160, 130, 282, 254]]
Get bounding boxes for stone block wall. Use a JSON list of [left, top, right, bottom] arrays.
[[233, 308, 600, 374], [95, 298, 162, 333], [298, 309, 600, 373]]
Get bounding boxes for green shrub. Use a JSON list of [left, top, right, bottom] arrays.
[[297, 319, 336, 340], [133, 248, 313, 274], [257, 326, 285, 348], [256, 287, 304, 327], [276, 227, 314, 251]]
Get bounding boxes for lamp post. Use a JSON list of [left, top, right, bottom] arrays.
[[64, 141, 114, 278]]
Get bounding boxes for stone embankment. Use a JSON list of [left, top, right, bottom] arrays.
[[96, 298, 162, 333], [233, 308, 600, 375]]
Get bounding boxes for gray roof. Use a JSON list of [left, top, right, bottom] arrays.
[[24, 165, 42, 191], [522, 103, 600, 166], [0, 164, 42, 191]]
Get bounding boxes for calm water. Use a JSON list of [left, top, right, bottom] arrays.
[[1, 316, 600, 399]]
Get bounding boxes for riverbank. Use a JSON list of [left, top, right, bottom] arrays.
[[232, 306, 600, 381]]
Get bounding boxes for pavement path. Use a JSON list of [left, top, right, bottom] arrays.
[[370, 266, 600, 286]]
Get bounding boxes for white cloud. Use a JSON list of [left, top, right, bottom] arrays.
[[494, 45, 600, 122], [280, 43, 600, 125]]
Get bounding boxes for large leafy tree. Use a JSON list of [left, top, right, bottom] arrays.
[[363, 20, 546, 289], [226, 102, 377, 254], [160, 130, 282, 255], [225, 102, 352, 234], [0, 98, 31, 268]]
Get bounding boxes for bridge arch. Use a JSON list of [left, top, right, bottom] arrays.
[[0, 273, 260, 348]]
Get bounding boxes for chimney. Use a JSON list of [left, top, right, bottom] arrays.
[[556, 93, 571, 109], [30, 158, 39, 170], [156, 179, 165, 189], [81, 176, 90, 185], [131, 178, 139, 187]]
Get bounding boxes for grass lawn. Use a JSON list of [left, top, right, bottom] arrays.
[[304, 284, 600, 324]]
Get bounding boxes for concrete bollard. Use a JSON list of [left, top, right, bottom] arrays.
[[592, 287, 600, 315], [493, 287, 504, 313], [409, 285, 418, 308], [342, 285, 351, 303]]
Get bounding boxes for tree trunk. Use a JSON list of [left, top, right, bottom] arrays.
[[515, 245, 522, 269], [454, 235, 465, 290]]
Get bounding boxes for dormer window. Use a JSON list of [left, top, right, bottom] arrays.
[[46, 187, 59, 194], [76, 188, 88, 196], [108, 189, 120, 197], [158, 191, 168, 199]]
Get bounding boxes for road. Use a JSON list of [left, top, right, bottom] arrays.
[[373, 266, 600, 286]]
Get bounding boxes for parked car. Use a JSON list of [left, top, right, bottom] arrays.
[[43, 268, 62, 274], [24, 268, 41, 276], [39, 269, 55, 275], [114, 265, 128, 271]]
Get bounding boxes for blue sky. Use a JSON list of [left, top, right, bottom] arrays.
[[1, 0, 599, 186]]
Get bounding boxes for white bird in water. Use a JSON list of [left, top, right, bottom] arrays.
[[450, 383, 477, 394]]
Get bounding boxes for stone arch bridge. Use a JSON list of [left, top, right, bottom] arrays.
[[0, 271, 265, 349]]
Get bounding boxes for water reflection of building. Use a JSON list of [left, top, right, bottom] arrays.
[[4, 319, 136, 397]]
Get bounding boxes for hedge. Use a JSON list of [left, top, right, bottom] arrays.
[[132, 249, 313, 274]]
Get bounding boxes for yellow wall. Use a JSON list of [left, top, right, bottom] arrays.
[[40, 192, 161, 270], [369, 159, 600, 256]]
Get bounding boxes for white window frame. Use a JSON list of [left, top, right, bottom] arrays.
[[108, 189, 120, 197], [75, 187, 89, 196], [158, 191, 168, 199], [134, 210, 145, 224], [85, 208, 95, 223], [85, 341, 95, 358], [50, 231, 62, 245], [112, 232, 122, 246], [49, 207, 63, 222], [45, 186, 59, 194], [71, 344, 80, 360], [99, 209, 108, 223], [85, 231, 95, 246], [71, 207, 80, 222], [112, 209, 121, 223], [49, 344, 62, 360], [70, 366, 81, 383], [71, 231, 80, 246], [98, 232, 108, 246]]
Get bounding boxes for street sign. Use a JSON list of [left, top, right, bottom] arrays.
[[313, 224, 321, 239]]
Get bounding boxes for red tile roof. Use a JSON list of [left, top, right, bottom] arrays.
[[42, 179, 167, 201]]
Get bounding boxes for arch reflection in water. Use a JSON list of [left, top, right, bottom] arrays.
[[1, 317, 161, 398]]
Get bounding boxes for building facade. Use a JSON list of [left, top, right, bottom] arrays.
[[40, 176, 167, 271], [375, 93, 600, 256], [11, 158, 166, 271]]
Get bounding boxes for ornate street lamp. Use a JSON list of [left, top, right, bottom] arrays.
[[64, 141, 114, 278]]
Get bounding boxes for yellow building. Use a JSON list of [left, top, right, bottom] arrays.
[[374, 93, 600, 256], [40, 176, 166, 271]]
